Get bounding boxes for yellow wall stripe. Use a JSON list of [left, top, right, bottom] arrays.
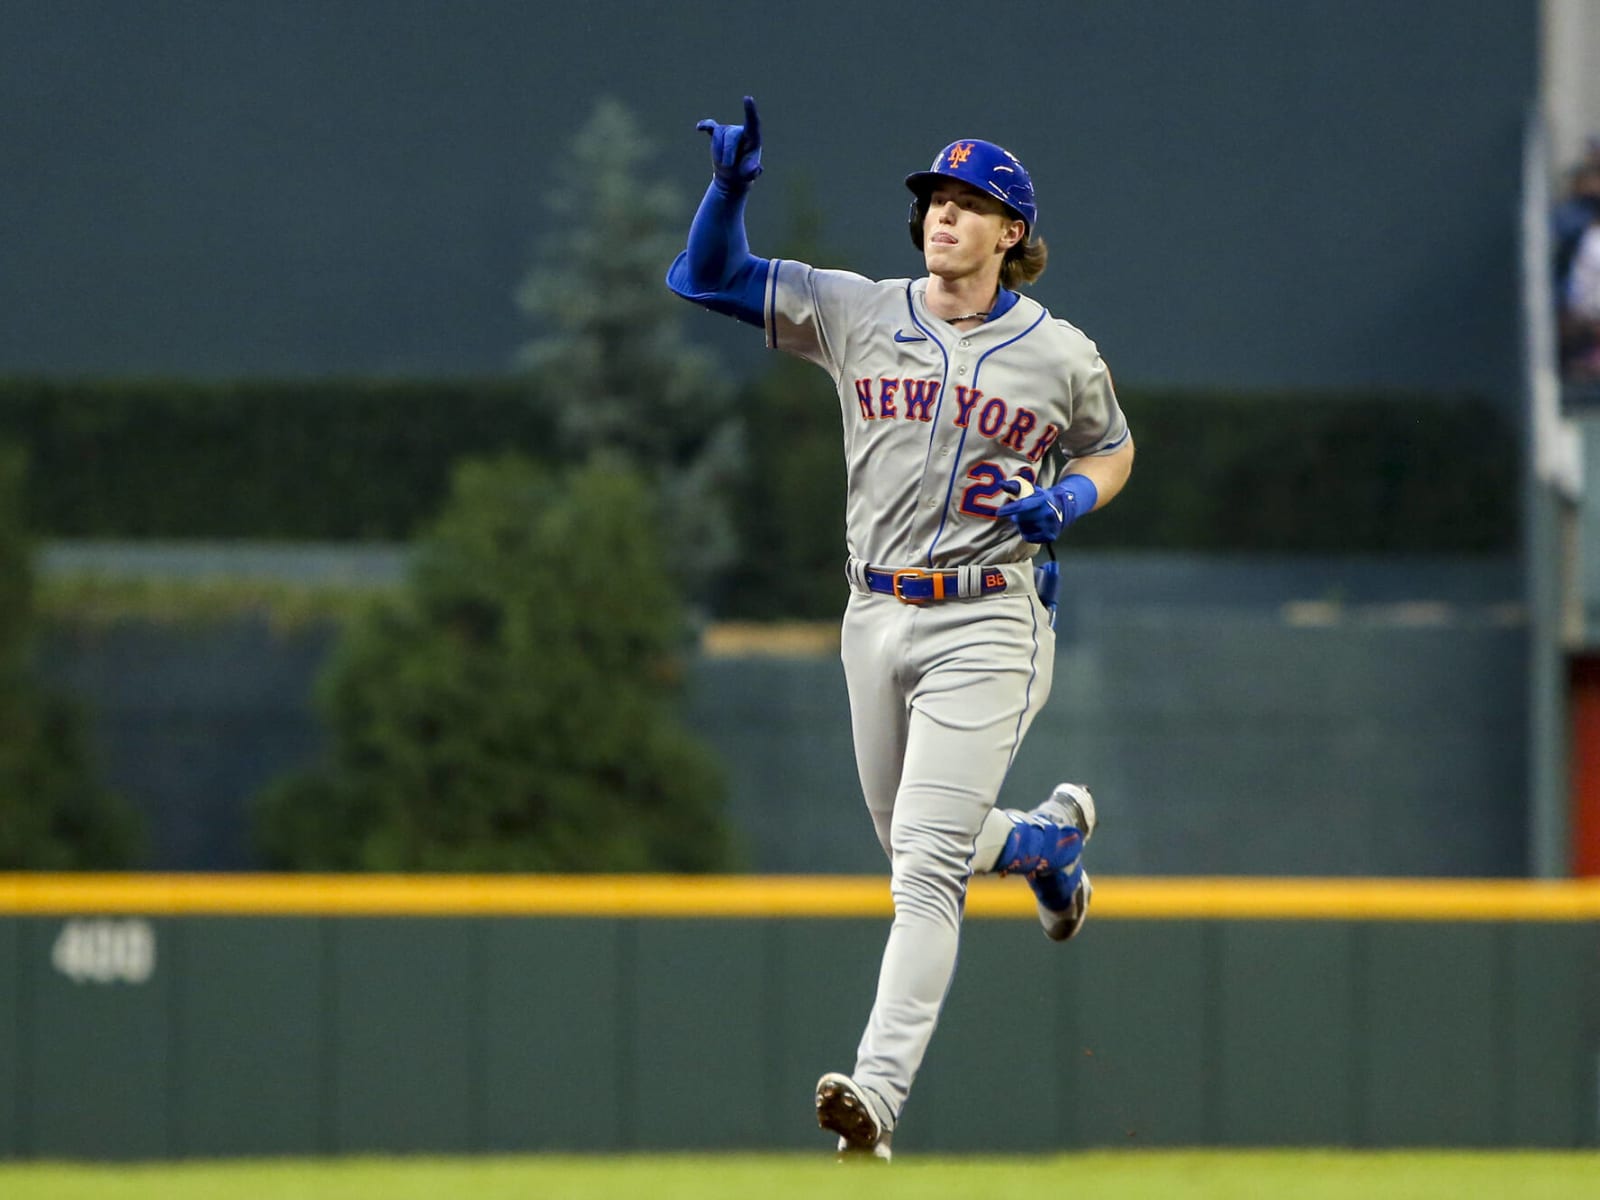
[[3, 874, 1600, 920]]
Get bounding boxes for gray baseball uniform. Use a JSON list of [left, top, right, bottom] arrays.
[[665, 103, 1127, 1146], [766, 264, 1128, 1125]]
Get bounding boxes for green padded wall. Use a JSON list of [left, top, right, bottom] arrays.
[[1068, 922, 1211, 1147], [1505, 923, 1598, 1147], [0, 909, 1594, 1158], [330, 919, 480, 1153], [1216, 921, 1358, 1145], [0, 919, 17, 1157], [1359, 924, 1501, 1147], [481, 919, 626, 1151], [769, 919, 892, 1150], [631, 921, 771, 1150], [174, 918, 324, 1156], [21, 918, 174, 1158], [910, 918, 1068, 1153]]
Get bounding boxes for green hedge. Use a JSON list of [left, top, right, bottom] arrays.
[[0, 377, 552, 539], [1068, 390, 1519, 553], [0, 377, 1517, 553]]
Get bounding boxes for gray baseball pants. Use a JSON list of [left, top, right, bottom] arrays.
[[838, 569, 1055, 1127]]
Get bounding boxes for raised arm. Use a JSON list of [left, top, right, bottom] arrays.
[[665, 95, 772, 327]]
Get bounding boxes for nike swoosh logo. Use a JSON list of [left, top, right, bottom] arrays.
[[893, 330, 926, 343]]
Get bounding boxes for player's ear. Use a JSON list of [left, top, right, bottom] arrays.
[[997, 218, 1025, 252]]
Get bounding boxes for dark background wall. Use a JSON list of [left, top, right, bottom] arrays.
[[703, 556, 1530, 878], [37, 555, 1528, 877], [4, 0, 1537, 392]]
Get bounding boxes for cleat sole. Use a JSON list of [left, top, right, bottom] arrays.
[[815, 1073, 890, 1161]]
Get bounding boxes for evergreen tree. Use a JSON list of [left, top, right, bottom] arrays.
[[254, 454, 733, 872], [0, 446, 140, 868], [515, 99, 741, 602]]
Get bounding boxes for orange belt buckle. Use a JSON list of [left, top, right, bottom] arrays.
[[891, 568, 948, 603]]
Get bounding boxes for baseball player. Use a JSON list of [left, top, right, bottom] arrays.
[[667, 97, 1134, 1160]]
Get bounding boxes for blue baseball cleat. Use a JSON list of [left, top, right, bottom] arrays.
[[997, 782, 1097, 942]]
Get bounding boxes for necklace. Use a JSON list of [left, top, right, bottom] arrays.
[[948, 311, 988, 323]]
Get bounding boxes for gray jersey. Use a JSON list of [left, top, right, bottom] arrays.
[[765, 263, 1129, 569], [758, 257, 1127, 1142]]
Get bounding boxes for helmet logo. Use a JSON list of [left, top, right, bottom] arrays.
[[945, 142, 975, 168]]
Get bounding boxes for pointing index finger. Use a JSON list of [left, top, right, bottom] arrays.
[[742, 95, 761, 143]]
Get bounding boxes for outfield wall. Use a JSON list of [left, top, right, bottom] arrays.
[[2, 875, 1597, 1159]]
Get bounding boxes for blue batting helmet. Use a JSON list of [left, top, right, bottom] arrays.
[[905, 139, 1037, 249]]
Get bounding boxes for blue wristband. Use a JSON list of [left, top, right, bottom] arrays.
[[1053, 475, 1098, 527]]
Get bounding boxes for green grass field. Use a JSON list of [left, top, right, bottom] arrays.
[[1, 1152, 1596, 1200]]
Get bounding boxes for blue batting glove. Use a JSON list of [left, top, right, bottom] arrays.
[[998, 476, 1099, 543], [696, 95, 763, 192]]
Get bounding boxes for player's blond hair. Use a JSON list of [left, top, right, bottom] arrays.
[[1002, 236, 1048, 289]]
